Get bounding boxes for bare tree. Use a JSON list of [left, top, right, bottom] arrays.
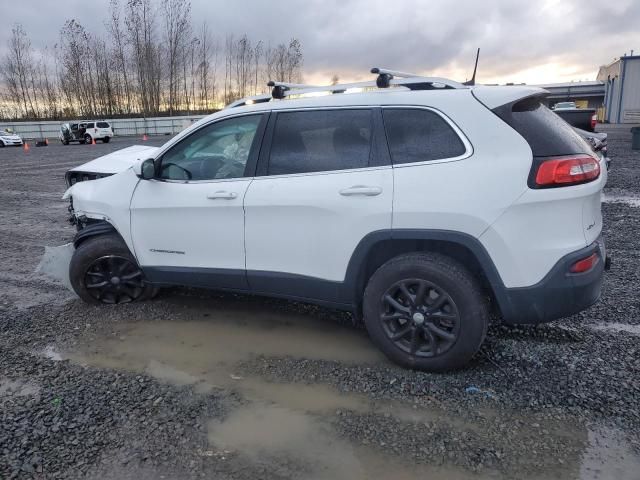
[[106, 0, 133, 113], [0, 4, 304, 119], [1, 24, 39, 118]]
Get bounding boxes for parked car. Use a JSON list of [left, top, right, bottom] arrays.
[[552, 103, 597, 131], [0, 128, 23, 147], [60, 121, 113, 145], [574, 127, 610, 169], [62, 70, 609, 371]]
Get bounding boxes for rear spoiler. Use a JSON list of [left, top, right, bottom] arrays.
[[471, 86, 548, 110]]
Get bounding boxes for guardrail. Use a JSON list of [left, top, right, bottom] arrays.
[[0, 115, 208, 140]]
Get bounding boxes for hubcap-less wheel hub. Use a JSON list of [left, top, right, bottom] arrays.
[[380, 279, 460, 358], [84, 256, 145, 304]]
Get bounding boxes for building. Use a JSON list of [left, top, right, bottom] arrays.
[[533, 81, 605, 110], [597, 55, 640, 124]]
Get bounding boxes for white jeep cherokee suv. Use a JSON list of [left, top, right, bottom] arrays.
[[62, 70, 608, 371]]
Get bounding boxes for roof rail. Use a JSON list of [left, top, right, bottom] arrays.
[[226, 68, 467, 108]]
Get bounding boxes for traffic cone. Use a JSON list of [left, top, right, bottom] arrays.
[[45, 138, 49, 146], [91, 137, 96, 145], [23, 142, 30, 152], [142, 134, 148, 141]]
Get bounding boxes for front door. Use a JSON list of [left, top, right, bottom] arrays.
[[130, 113, 267, 290]]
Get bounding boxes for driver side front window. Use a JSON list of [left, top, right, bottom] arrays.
[[160, 115, 262, 181]]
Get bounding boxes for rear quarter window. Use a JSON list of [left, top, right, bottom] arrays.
[[493, 97, 591, 157], [382, 109, 466, 165]]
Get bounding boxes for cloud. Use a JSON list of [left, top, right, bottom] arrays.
[[1, 0, 637, 84]]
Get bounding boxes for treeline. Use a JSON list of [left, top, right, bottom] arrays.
[[0, 0, 303, 120]]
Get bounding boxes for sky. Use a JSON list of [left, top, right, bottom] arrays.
[[0, 0, 638, 86]]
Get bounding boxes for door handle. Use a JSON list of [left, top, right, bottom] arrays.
[[339, 185, 382, 197], [207, 191, 237, 200]]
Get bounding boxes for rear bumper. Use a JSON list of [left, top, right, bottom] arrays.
[[499, 238, 606, 324]]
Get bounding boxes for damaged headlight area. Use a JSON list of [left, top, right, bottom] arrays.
[[65, 170, 114, 187], [67, 196, 97, 230]]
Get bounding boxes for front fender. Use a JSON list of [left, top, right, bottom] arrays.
[[62, 169, 140, 256]]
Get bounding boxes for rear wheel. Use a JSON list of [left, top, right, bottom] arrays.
[[70, 234, 154, 304], [363, 253, 488, 371], [102, 137, 110, 143]]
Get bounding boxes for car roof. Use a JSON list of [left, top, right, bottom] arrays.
[[205, 84, 545, 120]]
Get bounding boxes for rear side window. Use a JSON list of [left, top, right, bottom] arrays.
[[493, 97, 591, 157], [86, 123, 95, 128], [97, 122, 110, 128], [382, 109, 466, 164], [268, 109, 372, 175]]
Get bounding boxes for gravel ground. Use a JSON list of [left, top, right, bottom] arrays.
[[1, 129, 640, 479]]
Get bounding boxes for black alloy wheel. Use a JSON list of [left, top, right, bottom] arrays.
[[362, 253, 488, 371], [84, 255, 145, 304], [380, 279, 460, 358]]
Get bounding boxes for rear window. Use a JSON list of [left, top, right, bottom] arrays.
[[268, 109, 372, 175], [494, 97, 591, 157], [97, 122, 110, 128], [382, 109, 466, 164]]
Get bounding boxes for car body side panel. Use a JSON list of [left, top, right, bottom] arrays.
[[480, 165, 606, 287], [391, 92, 532, 242]]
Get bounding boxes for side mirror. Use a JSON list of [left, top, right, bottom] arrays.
[[135, 158, 156, 180]]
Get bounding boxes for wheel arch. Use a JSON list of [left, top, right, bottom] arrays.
[[345, 229, 510, 318], [73, 221, 123, 248]]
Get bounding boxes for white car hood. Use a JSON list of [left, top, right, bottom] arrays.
[[69, 145, 159, 174]]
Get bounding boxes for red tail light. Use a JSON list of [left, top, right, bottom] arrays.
[[591, 114, 597, 130], [534, 155, 600, 188], [570, 253, 599, 273]]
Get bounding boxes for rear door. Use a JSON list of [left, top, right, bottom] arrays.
[[243, 108, 392, 303]]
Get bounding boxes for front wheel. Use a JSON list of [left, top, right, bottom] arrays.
[[0, 140, 5, 147], [363, 253, 488, 372], [84, 134, 93, 145], [69, 234, 154, 304]]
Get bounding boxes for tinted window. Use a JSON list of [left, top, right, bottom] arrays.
[[160, 114, 261, 181], [383, 109, 466, 165], [86, 123, 95, 128], [268, 109, 372, 175], [493, 97, 591, 157], [97, 122, 110, 128]]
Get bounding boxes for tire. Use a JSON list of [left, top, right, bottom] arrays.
[[102, 137, 110, 143], [0, 140, 5, 147], [69, 234, 154, 305], [363, 253, 488, 372], [84, 134, 92, 145]]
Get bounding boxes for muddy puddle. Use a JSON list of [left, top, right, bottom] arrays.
[[53, 296, 640, 479]]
